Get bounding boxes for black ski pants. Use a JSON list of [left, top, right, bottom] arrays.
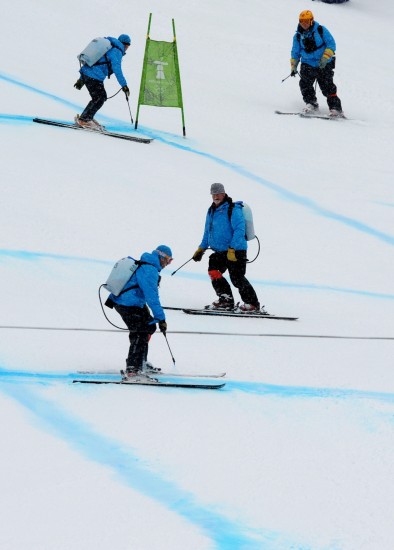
[[299, 61, 342, 111], [208, 251, 259, 306], [80, 75, 107, 121], [114, 304, 156, 369]]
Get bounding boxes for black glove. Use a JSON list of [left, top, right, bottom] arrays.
[[235, 249, 247, 262], [290, 70, 297, 77], [159, 320, 167, 334], [74, 78, 84, 90], [122, 85, 130, 99], [193, 247, 205, 262], [104, 297, 114, 309]]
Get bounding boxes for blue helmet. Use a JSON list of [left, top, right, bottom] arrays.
[[155, 245, 173, 259], [118, 34, 131, 45]]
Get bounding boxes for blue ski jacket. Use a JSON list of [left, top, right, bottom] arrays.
[[109, 251, 165, 321], [199, 199, 247, 252], [291, 21, 336, 68], [80, 36, 128, 87]]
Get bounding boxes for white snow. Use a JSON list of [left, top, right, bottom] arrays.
[[1, 0, 393, 548]]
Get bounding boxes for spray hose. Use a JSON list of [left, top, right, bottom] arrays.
[[98, 284, 128, 330], [105, 89, 134, 125], [247, 235, 261, 263]]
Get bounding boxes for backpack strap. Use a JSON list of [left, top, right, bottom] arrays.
[[227, 200, 234, 223], [94, 54, 112, 77], [296, 25, 325, 48], [227, 199, 244, 223], [208, 196, 236, 233], [93, 45, 123, 78]]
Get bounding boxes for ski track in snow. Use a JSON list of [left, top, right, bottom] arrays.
[[1, 72, 394, 248], [1, 248, 394, 301]]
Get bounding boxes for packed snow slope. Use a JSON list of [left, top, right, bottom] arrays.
[[1, 0, 393, 549]]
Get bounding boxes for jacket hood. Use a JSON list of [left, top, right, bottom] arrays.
[[107, 36, 126, 54], [140, 251, 162, 272]]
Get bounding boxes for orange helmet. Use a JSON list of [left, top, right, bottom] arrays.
[[299, 10, 314, 24]]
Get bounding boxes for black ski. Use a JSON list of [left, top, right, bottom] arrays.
[[183, 308, 298, 321], [33, 118, 152, 143], [73, 378, 225, 389]]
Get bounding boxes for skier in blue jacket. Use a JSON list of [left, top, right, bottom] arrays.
[[290, 10, 344, 117], [74, 34, 131, 130], [108, 245, 172, 380], [192, 183, 261, 313]]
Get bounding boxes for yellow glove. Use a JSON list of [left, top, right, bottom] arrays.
[[227, 248, 237, 262], [290, 58, 299, 76], [319, 48, 334, 69], [193, 247, 205, 262]]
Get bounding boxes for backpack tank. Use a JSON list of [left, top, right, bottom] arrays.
[[242, 203, 256, 241], [78, 37, 112, 67], [104, 256, 138, 296]]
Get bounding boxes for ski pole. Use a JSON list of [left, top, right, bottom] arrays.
[[163, 332, 176, 366], [281, 71, 298, 82], [171, 257, 193, 276], [126, 97, 134, 125]]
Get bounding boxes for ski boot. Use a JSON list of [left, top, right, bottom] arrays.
[[205, 294, 235, 311]]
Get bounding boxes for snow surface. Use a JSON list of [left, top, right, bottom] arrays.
[[1, 0, 394, 548]]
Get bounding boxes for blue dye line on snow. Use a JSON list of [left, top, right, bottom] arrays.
[[1, 366, 392, 549], [0, 112, 181, 144], [0, 113, 34, 124], [0, 248, 111, 265], [1, 368, 394, 404], [1, 247, 394, 301], [166, 269, 394, 301], [2, 72, 394, 248], [0, 369, 291, 550], [372, 201, 394, 208], [225, 380, 394, 404], [0, 73, 81, 111]]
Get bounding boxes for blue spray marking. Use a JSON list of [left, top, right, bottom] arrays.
[[1, 72, 394, 247], [224, 380, 394, 404], [2, 367, 394, 405], [0, 248, 111, 265], [371, 201, 394, 208], [0, 366, 379, 548], [0, 369, 313, 550], [247, 278, 394, 301], [0, 113, 34, 124], [1, 248, 394, 301], [0, 73, 82, 111]]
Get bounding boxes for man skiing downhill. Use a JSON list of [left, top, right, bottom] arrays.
[[74, 34, 131, 130], [290, 10, 344, 117], [107, 245, 173, 382], [192, 183, 262, 313]]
